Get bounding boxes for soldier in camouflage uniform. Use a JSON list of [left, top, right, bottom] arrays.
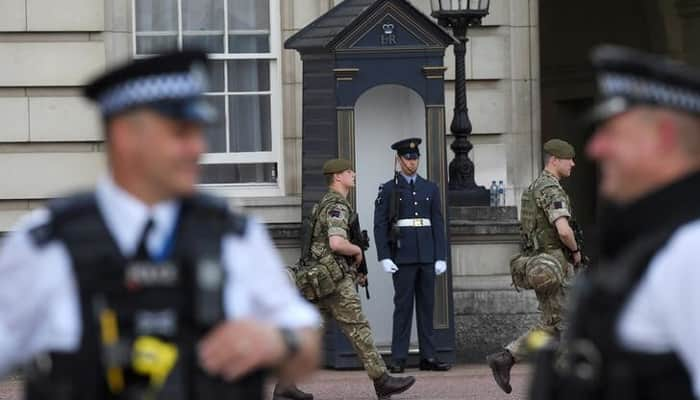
[[486, 139, 583, 394], [274, 159, 415, 400]]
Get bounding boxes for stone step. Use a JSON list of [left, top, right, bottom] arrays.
[[449, 205, 518, 222]]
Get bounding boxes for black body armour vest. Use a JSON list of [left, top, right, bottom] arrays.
[[531, 172, 700, 400], [24, 193, 265, 400]]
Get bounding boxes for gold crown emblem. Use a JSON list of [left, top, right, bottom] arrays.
[[409, 142, 416, 149]]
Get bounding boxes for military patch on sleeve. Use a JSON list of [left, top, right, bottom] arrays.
[[375, 184, 384, 206], [329, 206, 345, 220]]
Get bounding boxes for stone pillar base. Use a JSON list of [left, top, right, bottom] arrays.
[[448, 206, 539, 361], [448, 187, 490, 207]]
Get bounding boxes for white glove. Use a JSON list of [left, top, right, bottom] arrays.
[[435, 260, 447, 275], [380, 259, 399, 274]]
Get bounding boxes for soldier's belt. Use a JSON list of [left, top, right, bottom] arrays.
[[395, 218, 431, 227]]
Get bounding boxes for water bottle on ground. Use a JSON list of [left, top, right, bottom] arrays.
[[498, 180, 506, 206], [489, 181, 498, 207]]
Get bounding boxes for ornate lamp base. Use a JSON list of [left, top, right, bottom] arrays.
[[447, 144, 490, 206]]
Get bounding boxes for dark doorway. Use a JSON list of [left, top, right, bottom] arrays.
[[539, 0, 669, 245]]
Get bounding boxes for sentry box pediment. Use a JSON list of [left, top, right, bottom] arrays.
[[286, 0, 455, 54]]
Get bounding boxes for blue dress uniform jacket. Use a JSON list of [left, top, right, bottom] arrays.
[[374, 175, 447, 264], [374, 174, 447, 362]]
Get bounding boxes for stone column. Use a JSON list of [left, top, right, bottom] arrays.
[[426, 105, 450, 329]]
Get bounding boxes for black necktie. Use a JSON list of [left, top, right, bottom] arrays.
[[134, 218, 154, 261], [410, 179, 415, 191]]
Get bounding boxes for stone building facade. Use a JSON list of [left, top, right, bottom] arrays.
[[1, 0, 698, 360]]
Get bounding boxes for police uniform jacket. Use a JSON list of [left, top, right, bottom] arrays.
[[0, 176, 320, 376], [374, 175, 447, 265]]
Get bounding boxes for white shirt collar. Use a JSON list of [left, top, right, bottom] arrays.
[[400, 172, 417, 184], [95, 175, 180, 258]]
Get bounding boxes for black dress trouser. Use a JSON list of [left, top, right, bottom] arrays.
[[391, 263, 436, 361]]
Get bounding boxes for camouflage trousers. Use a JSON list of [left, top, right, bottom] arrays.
[[506, 250, 572, 362], [316, 275, 387, 380]]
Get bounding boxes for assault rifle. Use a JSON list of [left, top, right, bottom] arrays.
[[348, 213, 371, 299], [567, 220, 590, 269], [388, 171, 401, 256]]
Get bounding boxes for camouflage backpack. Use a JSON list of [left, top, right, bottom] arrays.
[[510, 252, 564, 294], [510, 253, 531, 290], [286, 196, 345, 302]]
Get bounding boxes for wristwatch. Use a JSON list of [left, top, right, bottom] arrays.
[[279, 327, 301, 359]]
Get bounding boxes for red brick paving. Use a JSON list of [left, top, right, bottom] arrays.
[[0, 376, 20, 400], [1, 364, 531, 400], [267, 364, 530, 400]]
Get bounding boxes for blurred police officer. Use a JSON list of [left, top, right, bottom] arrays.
[[530, 45, 700, 400], [486, 139, 581, 394], [373, 138, 450, 373], [0, 51, 321, 399]]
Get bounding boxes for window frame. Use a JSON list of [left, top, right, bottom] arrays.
[[131, 0, 285, 197]]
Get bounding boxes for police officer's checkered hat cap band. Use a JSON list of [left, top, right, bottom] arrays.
[[84, 50, 215, 123], [98, 72, 207, 115], [589, 45, 700, 126]]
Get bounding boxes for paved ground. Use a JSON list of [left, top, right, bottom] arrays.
[[1, 364, 531, 399], [268, 364, 531, 400], [0, 376, 20, 400]]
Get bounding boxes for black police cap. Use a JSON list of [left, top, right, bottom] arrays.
[[84, 50, 215, 123], [587, 45, 700, 128], [391, 138, 422, 160]]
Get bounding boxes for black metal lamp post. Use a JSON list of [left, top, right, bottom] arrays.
[[430, 0, 491, 206]]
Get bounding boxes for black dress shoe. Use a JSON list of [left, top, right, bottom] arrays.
[[419, 358, 451, 371], [389, 360, 406, 373]]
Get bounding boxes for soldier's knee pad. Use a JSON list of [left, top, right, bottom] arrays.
[[525, 253, 563, 295]]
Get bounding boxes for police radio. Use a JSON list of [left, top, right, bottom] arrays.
[[194, 259, 225, 327]]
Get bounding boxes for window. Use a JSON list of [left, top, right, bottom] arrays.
[[133, 0, 282, 192]]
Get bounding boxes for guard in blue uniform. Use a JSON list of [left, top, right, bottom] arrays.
[[373, 138, 450, 373]]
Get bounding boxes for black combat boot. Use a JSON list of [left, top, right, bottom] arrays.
[[272, 383, 314, 400], [373, 372, 416, 399], [486, 350, 515, 394]]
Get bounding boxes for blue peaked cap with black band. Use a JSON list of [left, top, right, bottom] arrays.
[[84, 50, 216, 124], [587, 45, 700, 128], [391, 138, 422, 160]]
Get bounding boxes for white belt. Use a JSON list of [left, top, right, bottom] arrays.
[[395, 218, 431, 227]]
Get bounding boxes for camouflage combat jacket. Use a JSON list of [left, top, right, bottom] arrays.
[[309, 189, 353, 277], [520, 170, 572, 256]]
